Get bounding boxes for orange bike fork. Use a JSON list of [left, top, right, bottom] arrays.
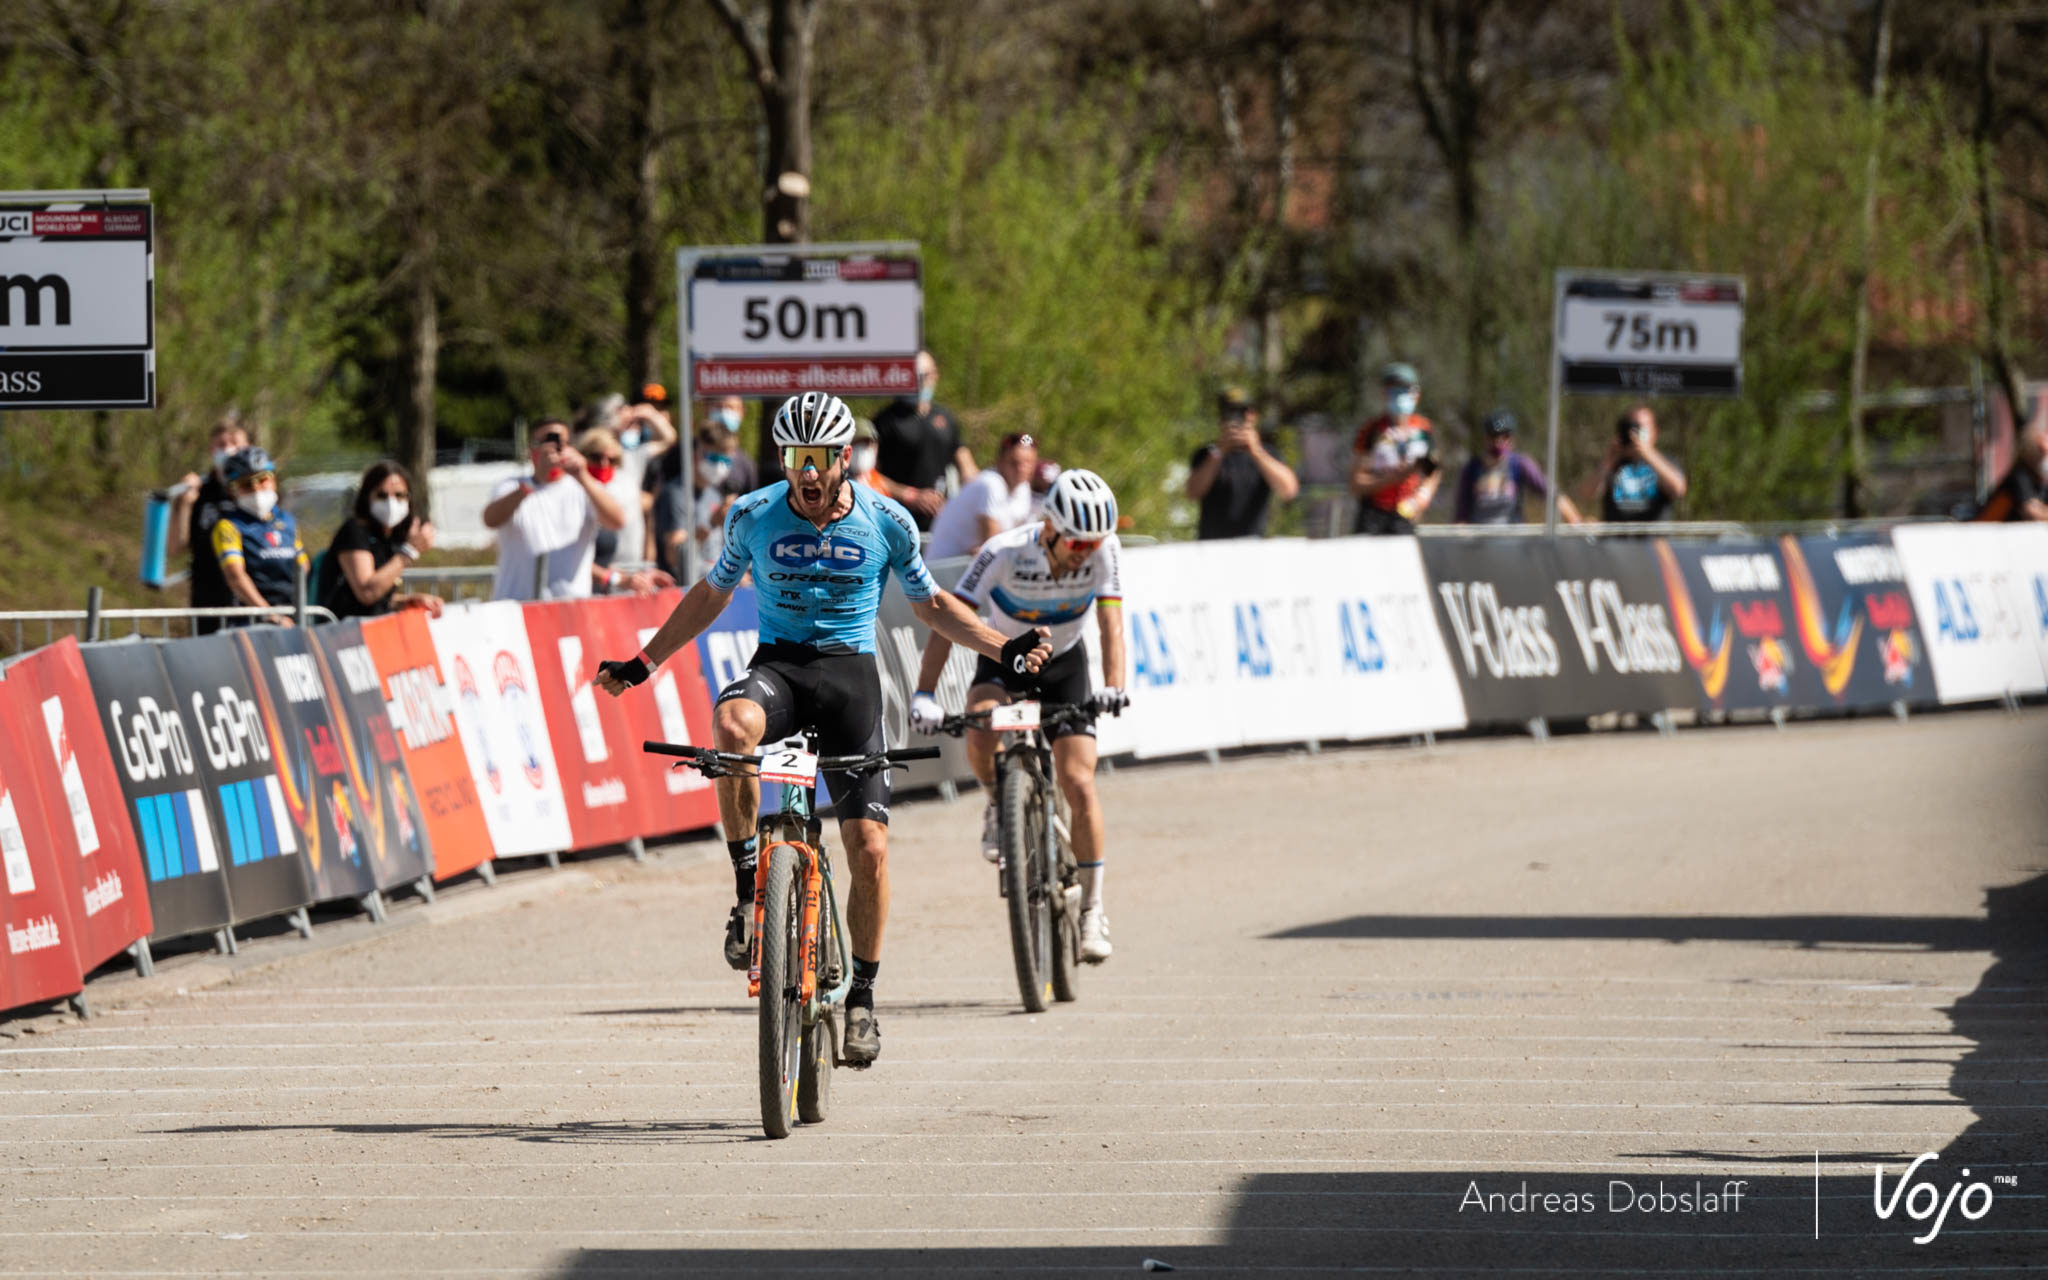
[[749, 841, 821, 1003]]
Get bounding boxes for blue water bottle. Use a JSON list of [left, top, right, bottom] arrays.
[[139, 482, 188, 588]]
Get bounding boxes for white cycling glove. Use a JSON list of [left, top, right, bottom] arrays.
[[1092, 687, 1130, 716], [909, 691, 946, 735]]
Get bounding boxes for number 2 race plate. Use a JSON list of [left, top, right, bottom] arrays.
[[759, 747, 819, 788]]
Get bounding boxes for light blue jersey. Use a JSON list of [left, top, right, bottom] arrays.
[[707, 480, 937, 654]]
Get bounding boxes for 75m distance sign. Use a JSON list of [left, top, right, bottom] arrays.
[[1556, 275, 1743, 398]]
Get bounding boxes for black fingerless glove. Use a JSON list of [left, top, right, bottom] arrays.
[[998, 629, 1040, 676], [598, 651, 656, 689]]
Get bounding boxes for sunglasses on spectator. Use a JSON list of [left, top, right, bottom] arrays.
[[781, 445, 840, 473]]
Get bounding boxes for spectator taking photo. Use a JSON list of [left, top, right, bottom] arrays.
[[1187, 385, 1299, 539], [482, 418, 627, 601]]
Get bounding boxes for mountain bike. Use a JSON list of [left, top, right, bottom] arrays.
[[934, 701, 1101, 1013], [643, 735, 939, 1139]]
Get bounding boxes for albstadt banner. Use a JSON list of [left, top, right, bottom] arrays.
[[155, 634, 316, 926], [309, 620, 435, 891], [78, 641, 237, 940], [359, 610, 494, 881], [234, 627, 381, 904], [1, 638, 151, 967]]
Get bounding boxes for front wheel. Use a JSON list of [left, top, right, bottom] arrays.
[[757, 845, 804, 1139], [1000, 753, 1051, 1013]]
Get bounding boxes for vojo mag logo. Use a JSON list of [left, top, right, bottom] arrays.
[[1873, 1153, 2004, 1244], [769, 535, 867, 571]]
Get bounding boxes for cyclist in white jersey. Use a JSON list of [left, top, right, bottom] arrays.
[[909, 469, 1127, 962]]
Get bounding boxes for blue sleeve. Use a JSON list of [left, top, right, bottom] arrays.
[[875, 494, 936, 602], [1513, 452, 1549, 498], [705, 497, 755, 591]]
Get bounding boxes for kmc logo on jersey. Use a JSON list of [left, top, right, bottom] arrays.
[[769, 536, 867, 571]]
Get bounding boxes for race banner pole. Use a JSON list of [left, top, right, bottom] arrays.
[[1545, 270, 1565, 538]]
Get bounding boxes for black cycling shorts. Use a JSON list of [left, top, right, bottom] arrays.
[[970, 641, 1096, 742], [715, 642, 892, 825]]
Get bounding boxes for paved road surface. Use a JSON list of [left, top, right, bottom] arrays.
[[5, 710, 2044, 1276]]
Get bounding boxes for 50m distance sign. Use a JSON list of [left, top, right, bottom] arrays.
[[1556, 275, 1743, 398]]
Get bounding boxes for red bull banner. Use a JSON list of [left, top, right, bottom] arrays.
[[233, 627, 382, 904], [359, 610, 494, 881], [613, 590, 720, 839], [1779, 534, 1935, 706], [0, 639, 152, 967], [520, 597, 648, 851], [308, 621, 436, 892], [427, 602, 574, 860], [0, 684, 85, 1013]]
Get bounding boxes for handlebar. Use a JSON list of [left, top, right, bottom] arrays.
[[931, 701, 1101, 737], [641, 740, 941, 778]]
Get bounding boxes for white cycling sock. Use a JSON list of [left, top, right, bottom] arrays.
[[1078, 860, 1104, 911]]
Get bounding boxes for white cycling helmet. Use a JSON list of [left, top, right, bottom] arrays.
[[772, 392, 857, 449], [1043, 468, 1118, 538]]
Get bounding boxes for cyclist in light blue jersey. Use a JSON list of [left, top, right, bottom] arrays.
[[596, 391, 1048, 1066]]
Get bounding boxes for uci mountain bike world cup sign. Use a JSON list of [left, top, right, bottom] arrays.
[[1555, 272, 1744, 398], [0, 192, 155, 409], [682, 244, 922, 399]]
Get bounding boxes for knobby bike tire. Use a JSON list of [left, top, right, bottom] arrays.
[[1000, 752, 1051, 1012], [798, 883, 835, 1124], [1050, 792, 1081, 1004], [757, 845, 804, 1139]]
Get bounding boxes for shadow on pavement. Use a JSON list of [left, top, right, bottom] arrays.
[[550, 874, 2046, 1275], [157, 1119, 766, 1146], [1264, 913, 1991, 950]]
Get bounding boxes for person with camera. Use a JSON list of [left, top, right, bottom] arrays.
[[482, 418, 627, 601], [1351, 362, 1440, 535], [1186, 386, 1299, 540], [1592, 405, 1687, 523]]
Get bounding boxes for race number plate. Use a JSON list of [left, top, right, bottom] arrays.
[[758, 746, 819, 788], [990, 701, 1041, 732]]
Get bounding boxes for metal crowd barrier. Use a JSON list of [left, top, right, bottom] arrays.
[[0, 596, 338, 656]]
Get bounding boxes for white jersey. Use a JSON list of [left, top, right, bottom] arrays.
[[952, 523, 1122, 657]]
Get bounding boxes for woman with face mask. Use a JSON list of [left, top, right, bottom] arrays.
[[317, 460, 445, 621], [208, 447, 312, 626]]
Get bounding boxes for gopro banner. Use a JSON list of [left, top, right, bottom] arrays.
[[521, 598, 647, 851], [0, 687, 85, 1013], [1891, 524, 2047, 705], [155, 634, 316, 927], [358, 611, 494, 881], [0, 638, 152, 966], [233, 628, 380, 904], [428, 603, 574, 859], [308, 621, 435, 891], [77, 642, 236, 941], [1779, 533, 1935, 707]]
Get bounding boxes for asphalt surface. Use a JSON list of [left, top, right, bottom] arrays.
[[3, 708, 2044, 1276]]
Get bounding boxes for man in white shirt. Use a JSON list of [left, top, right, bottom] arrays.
[[927, 432, 1038, 562], [483, 418, 627, 600]]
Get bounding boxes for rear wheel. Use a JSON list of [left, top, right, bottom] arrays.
[[1050, 799, 1081, 1004], [757, 845, 804, 1139], [1000, 753, 1051, 1013], [798, 892, 836, 1124]]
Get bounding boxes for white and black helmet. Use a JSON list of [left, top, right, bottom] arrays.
[[1043, 468, 1118, 538], [771, 392, 857, 449]]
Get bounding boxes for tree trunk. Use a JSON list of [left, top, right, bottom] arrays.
[[1260, 24, 1296, 421], [402, 224, 439, 513], [762, 0, 814, 244], [622, 0, 662, 385], [1843, 0, 1892, 518], [1974, 22, 2027, 425]]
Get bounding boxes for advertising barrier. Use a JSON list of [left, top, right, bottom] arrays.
[[1891, 524, 2047, 704], [1781, 533, 1935, 707], [0, 689, 84, 1011], [78, 642, 237, 940], [2001, 524, 2048, 682], [308, 621, 437, 892], [615, 591, 720, 837], [155, 634, 317, 926], [233, 628, 382, 905], [522, 597, 647, 850], [0, 639, 152, 967], [359, 611, 494, 881], [429, 603, 574, 859]]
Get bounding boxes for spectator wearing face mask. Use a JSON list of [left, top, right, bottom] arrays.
[[316, 460, 446, 621], [1351, 363, 1440, 535], [928, 432, 1040, 560], [482, 418, 627, 601], [872, 348, 978, 529], [578, 428, 674, 595], [849, 419, 887, 492], [167, 414, 254, 633], [208, 447, 309, 626], [1975, 422, 2048, 522], [1454, 411, 1582, 526], [652, 426, 742, 580], [696, 396, 759, 495], [597, 389, 678, 568]]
